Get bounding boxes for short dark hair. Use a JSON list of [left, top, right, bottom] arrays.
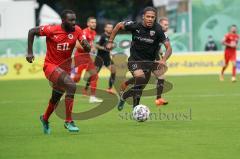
[[87, 16, 96, 22], [61, 10, 75, 19], [143, 6, 157, 15]]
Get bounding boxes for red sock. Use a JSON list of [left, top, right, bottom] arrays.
[[65, 97, 74, 122], [90, 74, 98, 96], [43, 101, 55, 121], [232, 66, 236, 77]]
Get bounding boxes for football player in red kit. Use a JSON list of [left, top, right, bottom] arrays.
[[220, 25, 239, 82], [72, 17, 103, 103], [26, 10, 91, 134]]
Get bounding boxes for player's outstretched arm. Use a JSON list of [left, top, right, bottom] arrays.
[[26, 27, 40, 63], [106, 22, 125, 50]]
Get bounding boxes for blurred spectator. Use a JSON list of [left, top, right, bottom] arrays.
[[205, 35, 218, 51]]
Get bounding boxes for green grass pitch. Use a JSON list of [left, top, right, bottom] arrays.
[[0, 75, 239, 159]]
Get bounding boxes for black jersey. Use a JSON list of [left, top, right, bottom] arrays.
[[124, 21, 167, 61], [97, 33, 110, 56]]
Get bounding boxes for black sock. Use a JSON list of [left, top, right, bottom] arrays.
[[156, 79, 164, 99], [133, 97, 141, 107], [50, 89, 63, 105], [122, 77, 146, 100], [133, 86, 142, 107], [109, 73, 116, 89]]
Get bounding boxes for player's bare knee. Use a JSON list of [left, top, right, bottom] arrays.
[[110, 65, 116, 73], [224, 63, 229, 67], [157, 74, 165, 79], [133, 69, 145, 78], [153, 69, 165, 79]]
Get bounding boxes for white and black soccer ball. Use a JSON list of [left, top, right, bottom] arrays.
[[132, 104, 150, 122], [0, 64, 8, 76]]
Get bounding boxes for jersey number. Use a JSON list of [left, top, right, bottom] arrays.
[[57, 43, 70, 51]]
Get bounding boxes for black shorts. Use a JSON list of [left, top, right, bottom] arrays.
[[95, 54, 114, 71], [127, 55, 168, 75], [127, 60, 159, 73]]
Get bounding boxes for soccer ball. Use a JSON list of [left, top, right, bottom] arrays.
[[0, 64, 8, 76], [132, 104, 150, 122]]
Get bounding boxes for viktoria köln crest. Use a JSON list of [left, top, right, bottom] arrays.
[[68, 34, 73, 39]]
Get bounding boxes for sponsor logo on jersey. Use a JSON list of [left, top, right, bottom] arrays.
[[150, 30, 155, 36], [135, 36, 154, 44]]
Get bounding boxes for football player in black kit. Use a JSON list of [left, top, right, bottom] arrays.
[[120, 17, 170, 106], [106, 7, 172, 111], [84, 23, 116, 94]]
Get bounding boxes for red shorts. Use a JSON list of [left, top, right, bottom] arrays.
[[224, 51, 236, 64], [43, 63, 70, 84]]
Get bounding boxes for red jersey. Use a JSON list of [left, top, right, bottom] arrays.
[[224, 33, 239, 53], [76, 27, 96, 53], [39, 25, 83, 69]]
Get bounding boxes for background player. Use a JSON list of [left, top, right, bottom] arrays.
[[106, 7, 172, 111], [85, 23, 116, 94], [120, 17, 170, 106], [72, 17, 103, 103], [220, 25, 239, 82], [26, 10, 91, 134], [154, 17, 170, 105]]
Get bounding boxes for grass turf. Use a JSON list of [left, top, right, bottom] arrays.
[[0, 75, 239, 159]]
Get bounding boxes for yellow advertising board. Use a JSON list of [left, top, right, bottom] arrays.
[[166, 51, 232, 75], [0, 51, 234, 80], [0, 56, 45, 80]]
